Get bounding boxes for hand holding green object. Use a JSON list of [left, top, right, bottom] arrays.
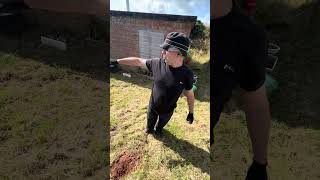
[[192, 84, 197, 92]]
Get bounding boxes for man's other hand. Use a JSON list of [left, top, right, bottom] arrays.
[[186, 112, 194, 124]]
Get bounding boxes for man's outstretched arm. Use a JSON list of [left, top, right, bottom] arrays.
[[241, 84, 271, 165], [115, 57, 147, 68]]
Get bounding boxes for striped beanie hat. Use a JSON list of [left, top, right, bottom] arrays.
[[160, 32, 190, 57]]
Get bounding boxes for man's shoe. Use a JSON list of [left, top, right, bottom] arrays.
[[154, 128, 163, 136], [144, 128, 154, 134], [245, 160, 268, 180]]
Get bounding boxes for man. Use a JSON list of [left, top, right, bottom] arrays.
[[111, 32, 195, 134], [212, 0, 271, 180]]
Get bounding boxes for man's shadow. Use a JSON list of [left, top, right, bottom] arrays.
[[152, 129, 210, 175]]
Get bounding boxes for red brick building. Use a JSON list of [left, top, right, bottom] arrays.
[[110, 10, 197, 59]]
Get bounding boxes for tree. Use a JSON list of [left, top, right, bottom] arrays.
[[190, 20, 208, 40]]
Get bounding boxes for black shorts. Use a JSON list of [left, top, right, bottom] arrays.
[[211, 1, 267, 145]]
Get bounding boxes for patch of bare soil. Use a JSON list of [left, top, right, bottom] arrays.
[[110, 150, 142, 180]]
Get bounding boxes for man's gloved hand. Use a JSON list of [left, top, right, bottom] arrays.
[[110, 59, 120, 72], [110, 59, 119, 66], [186, 112, 194, 124], [245, 160, 268, 180]]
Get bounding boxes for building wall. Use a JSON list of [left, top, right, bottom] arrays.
[[110, 12, 196, 59]]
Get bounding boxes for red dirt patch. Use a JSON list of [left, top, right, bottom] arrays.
[[110, 150, 142, 180]]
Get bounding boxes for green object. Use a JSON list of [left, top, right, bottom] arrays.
[[265, 73, 278, 96], [192, 84, 197, 92]]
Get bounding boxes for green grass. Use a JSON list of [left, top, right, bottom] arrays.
[[165, 122, 185, 139], [0, 52, 108, 179], [212, 112, 320, 179], [110, 48, 210, 179]]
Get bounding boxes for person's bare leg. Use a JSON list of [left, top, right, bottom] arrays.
[[242, 85, 271, 164]]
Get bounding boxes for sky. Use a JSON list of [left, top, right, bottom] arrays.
[[110, 0, 210, 26]]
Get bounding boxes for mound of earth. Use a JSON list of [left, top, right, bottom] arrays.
[[110, 150, 142, 180]]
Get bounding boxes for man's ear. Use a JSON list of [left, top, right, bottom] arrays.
[[161, 51, 165, 57]]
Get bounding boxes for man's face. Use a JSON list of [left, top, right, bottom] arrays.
[[162, 49, 180, 65]]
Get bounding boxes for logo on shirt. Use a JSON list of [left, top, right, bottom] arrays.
[[224, 64, 235, 73]]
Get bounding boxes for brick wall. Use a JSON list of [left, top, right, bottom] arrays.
[[110, 11, 196, 59]]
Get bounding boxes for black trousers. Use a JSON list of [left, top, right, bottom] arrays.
[[146, 106, 173, 131]]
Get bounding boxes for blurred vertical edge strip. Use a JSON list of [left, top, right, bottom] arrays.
[[106, 1, 110, 180]]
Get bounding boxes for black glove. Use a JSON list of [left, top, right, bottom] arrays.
[[110, 59, 120, 72], [245, 160, 268, 180], [186, 113, 194, 124], [110, 59, 119, 66]]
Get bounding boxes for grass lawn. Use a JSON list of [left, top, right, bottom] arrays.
[[0, 33, 108, 179]]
